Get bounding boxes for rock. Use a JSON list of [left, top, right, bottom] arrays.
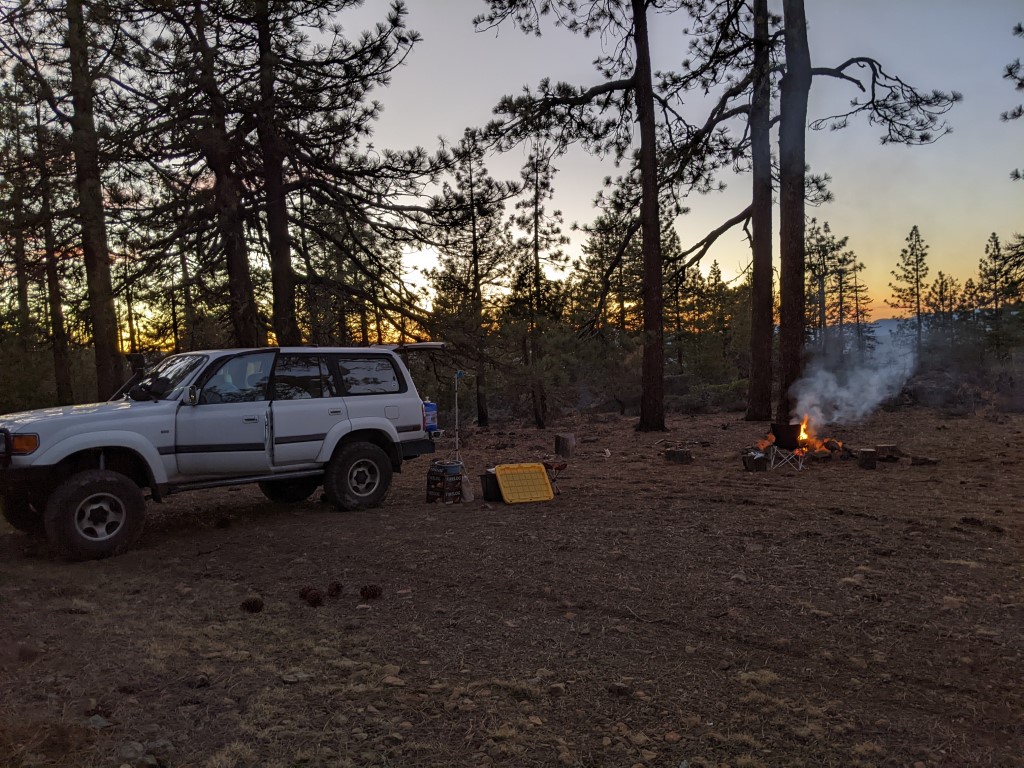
[[280, 670, 312, 683], [88, 714, 113, 730], [119, 742, 147, 761], [607, 682, 633, 697], [547, 683, 566, 697], [381, 675, 406, 687], [664, 731, 681, 743]]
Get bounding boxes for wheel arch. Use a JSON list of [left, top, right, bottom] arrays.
[[51, 447, 158, 500], [333, 429, 401, 470]]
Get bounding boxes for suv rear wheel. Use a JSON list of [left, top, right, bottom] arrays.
[[323, 442, 392, 511], [44, 470, 146, 560]]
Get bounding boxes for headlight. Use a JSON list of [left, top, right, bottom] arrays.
[[11, 434, 39, 455]]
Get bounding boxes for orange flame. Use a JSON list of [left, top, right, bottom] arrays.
[[796, 414, 844, 454]]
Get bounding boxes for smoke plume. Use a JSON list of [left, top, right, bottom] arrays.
[[790, 333, 917, 427]]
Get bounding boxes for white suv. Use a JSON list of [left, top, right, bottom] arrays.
[[0, 347, 435, 560]]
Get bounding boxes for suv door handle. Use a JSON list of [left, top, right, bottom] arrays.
[[243, 415, 259, 423], [328, 408, 342, 415]]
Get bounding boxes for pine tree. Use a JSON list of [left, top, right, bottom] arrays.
[[511, 143, 569, 428], [923, 271, 961, 354], [888, 225, 931, 358], [426, 129, 516, 427]]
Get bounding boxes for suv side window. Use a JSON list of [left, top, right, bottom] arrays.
[[199, 352, 275, 404], [272, 354, 337, 401], [333, 355, 405, 395]]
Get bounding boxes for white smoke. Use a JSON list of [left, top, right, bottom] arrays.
[[790, 331, 917, 427]]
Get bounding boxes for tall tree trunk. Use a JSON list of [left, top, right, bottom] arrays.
[[178, 243, 195, 349], [298, 190, 322, 344], [530, 164, 546, 429], [467, 162, 490, 427], [12, 178, 31, 347], [66, 0, 121, 399], [37, 112, 73, 405], [191, 2, 261, 347], [746, 0, 773, 421], [632, 0, 665, 432], [776, 0, 811, 422], [255, 1, 300, 346]]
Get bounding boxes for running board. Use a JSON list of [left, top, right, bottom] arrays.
[[161, 470, 324, 497]]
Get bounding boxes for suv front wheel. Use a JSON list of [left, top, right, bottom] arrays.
[[44, 470, 146, 560], [1, 492, 44, 535], [323, 442, 392, 511]]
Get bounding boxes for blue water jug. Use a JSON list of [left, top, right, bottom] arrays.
[[423, 400, 438, 433]]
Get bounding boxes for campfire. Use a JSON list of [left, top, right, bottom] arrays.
[[744, 416, 851, 470]]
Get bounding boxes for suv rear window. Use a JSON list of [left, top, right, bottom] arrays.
[[334, 356, 404, 395]]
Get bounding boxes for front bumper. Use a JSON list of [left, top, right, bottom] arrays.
[[0, 428, 10, 468], [0, 463, 55, 497]]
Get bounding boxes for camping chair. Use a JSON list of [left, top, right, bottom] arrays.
[[768, 445, 805, 471], [542, 461, 567, 494]]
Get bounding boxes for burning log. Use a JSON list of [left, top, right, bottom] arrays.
[[857, 448, 877, 470]]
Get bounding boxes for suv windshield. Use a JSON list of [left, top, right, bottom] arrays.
[[137, 354, 207, 400]]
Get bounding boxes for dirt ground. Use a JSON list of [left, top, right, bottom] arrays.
[[1, 405, 1022, 768]]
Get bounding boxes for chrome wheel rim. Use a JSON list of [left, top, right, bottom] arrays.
[[74, 492, 125, 542], [347, 459, 381, 498]]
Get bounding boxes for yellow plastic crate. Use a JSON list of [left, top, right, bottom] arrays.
[[494, 463, 554, 503]]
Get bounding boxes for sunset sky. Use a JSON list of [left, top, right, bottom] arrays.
[[348, 0, 1022, 318]]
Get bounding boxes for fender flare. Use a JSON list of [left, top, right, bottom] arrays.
[[316, 418, 401, 464], [32, 430, 169, 486]]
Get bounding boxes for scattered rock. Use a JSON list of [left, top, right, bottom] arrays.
[[281, 669, 312, 684], [381, 675, 406, 687], [547, 682, 566, 697], [607, 682, 633, 697], [88, 714, 113, 730]]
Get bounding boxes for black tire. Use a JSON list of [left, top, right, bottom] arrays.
[[323, 442, 393, 511], [1, 493, 45, 535], [44, 470, 146, 561], [257, 476, 321, 504]]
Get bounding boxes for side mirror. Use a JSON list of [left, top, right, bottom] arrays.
[[186, 385, 199, 406]]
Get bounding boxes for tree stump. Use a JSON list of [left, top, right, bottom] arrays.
[[858, 448, 877, 470], [875, 444, 900, 462], [555, 433, 576, 458]]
